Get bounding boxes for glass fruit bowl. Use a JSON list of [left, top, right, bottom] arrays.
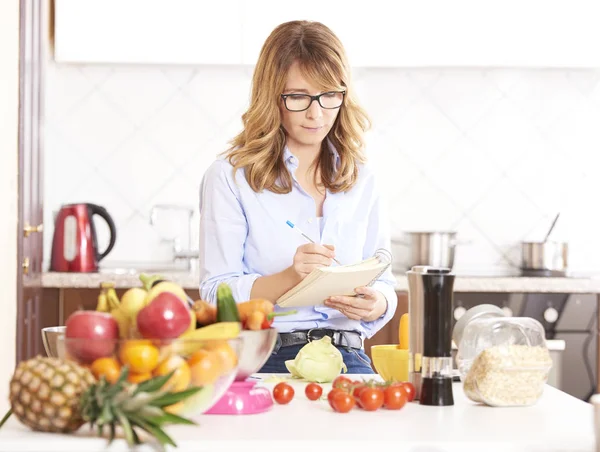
[[56, 336, 242, 418]]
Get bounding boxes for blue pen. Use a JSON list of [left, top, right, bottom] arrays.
[[286, 220, 341, 265]]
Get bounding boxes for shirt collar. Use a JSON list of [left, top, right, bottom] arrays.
[[283, 139, 340, 170]]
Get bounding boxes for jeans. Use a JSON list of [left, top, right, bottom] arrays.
[[258, 343, 375, 374]]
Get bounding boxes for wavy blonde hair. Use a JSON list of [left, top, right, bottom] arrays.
[[224, 20, 371, 194]]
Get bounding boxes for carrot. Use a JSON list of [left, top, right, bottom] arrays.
[[193, 300, 217, 325], [237, 299, 273, 321]]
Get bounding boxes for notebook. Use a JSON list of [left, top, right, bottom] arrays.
[[275, 249, 392, 308]]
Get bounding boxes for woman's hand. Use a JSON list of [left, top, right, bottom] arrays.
[[324, 286, 387, 322], [290, 243, 336, 280]]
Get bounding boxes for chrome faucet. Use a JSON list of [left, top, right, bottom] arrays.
[[149, 204, 198, 271]]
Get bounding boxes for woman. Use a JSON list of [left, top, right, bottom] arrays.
[[198, 20, 397, 374]]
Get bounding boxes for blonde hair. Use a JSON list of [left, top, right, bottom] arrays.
[[224, 20, 371, 194]]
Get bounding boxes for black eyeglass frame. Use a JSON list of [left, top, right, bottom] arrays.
[[280, 90, 346, 112]]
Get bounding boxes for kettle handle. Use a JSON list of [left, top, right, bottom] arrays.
[[88, 203, 117, 261]]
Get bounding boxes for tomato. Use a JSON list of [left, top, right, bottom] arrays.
[[305, 383, 323, 401], [327, 388, 346, 406], [332, 376, 353, 391], [118, 340, 160, 374], [383, 385, 408, 410], [352, 384, 366, 400], [273, 382, 294, 404], [400, 382, 416, 402], [330, 391, 355, 413], [359, 387, 384, 411], [90, 357, 121, 384], [153, 355, 191, 392]]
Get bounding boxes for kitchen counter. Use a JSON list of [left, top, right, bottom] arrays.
[[0, 376, 594, 451], [42, 270, 600, 294]]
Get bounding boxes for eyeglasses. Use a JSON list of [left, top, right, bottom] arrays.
[[280, 91, 346, 112]]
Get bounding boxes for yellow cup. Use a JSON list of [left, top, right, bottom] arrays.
[[371, 345, 409, 382]]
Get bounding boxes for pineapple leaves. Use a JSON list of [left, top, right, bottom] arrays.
[[134, 370, 176, 394], [150, 386, 203, 408], [129, 414, 177, 448], [148, 412, 197, 426]]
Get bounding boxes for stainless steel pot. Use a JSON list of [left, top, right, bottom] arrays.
[[521, 241, 568, 272], [393, 231, 465, 270]]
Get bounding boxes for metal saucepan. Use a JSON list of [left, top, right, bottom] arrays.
[[392, 231, 469, 270], [520, 241, 568, 273]]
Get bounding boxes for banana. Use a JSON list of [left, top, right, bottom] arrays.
[[167, 322, 241, 357], [107, 287, 121, 311], [111, 306, 131, 339], [96, 291, 109, 312]]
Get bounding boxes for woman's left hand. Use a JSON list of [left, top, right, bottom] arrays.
[[324, 286, 387, 322]]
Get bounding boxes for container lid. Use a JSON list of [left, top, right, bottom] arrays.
[[452, 304, 507, 347]]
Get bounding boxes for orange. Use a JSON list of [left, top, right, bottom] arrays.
[[127, 371, 152, 384], [187, 349, 220, 385], [90, 357, 121, 384], [153, 355, 191, 392], [204, 342, 237, 374], [119, 340, 160, 374]]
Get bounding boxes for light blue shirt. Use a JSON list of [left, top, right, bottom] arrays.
[[198, 144, 397, 339]]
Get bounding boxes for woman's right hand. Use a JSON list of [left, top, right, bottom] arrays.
[[290, 243, 336, 280]]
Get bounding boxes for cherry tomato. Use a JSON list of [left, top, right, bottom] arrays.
[[383, 385, 408, 410], [400, 382, 416, 402], [330, 391, 355, 413], [328, 388, 345, 405], [352, 384, 366, 399], [273, 382, 295, 404], [332, 376, 353, 391], [305, 383, 323, 401], [359, 387, 384, 411]]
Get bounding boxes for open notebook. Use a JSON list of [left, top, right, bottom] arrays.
[[275, 249, 392, 308]]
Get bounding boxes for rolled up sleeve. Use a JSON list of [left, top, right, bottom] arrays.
[[198, 160, 261, 304], [359, 176, 398, 339]]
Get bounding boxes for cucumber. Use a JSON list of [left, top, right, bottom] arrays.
[[216, 283, 241, 322]]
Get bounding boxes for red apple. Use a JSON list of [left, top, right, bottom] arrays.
[[136, 291, 191, 339], [65, 310, 119, 363]]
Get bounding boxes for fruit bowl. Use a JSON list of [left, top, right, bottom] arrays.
[[235, 328, 278, 380], [55, 335, 243, 418], [205, 328, 278, 415]]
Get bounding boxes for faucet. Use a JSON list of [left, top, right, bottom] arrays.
[[149, 204, 199, 271]]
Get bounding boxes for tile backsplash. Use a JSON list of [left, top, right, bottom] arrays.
[[43, 63, 600, 276]]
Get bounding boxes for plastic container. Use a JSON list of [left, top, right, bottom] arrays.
[[453, 304, 553, 407]]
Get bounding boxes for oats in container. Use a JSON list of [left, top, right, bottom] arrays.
[[453, 304, 553, 407]]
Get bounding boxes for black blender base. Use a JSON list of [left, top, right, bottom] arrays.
[[420, 377, 454, 406]]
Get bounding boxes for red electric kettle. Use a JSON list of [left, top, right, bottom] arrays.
[[50, 203, 117, 272]]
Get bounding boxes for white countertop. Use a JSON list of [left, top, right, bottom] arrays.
[[41, 270, 600, 294], [0, 375, 595, 452]]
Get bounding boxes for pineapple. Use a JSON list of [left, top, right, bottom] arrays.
[[0, 356, 201, 448]]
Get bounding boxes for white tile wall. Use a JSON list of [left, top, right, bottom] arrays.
[[43, 64, 600, 276]]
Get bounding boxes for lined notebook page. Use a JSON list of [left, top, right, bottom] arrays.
[[275, 255, 390, 308]]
